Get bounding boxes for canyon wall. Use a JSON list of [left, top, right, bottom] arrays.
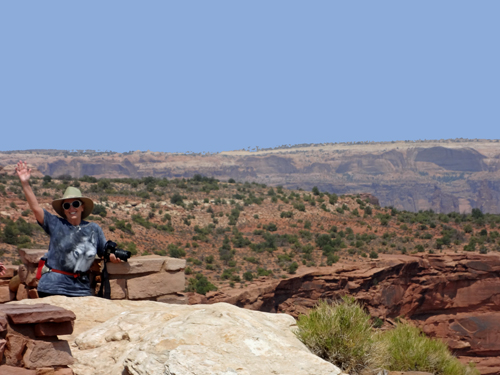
[[1, 139, 500, 213]]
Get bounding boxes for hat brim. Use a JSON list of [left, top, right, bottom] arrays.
[[52, 197, 94, 220]]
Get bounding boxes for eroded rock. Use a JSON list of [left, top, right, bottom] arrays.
[[12, 296, 343, 375]]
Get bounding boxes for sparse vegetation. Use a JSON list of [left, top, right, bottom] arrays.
[[296, 298, 479, 375], [0, 173, 498, 295]]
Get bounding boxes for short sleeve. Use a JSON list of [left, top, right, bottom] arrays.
[[38, 209, 59, 236]]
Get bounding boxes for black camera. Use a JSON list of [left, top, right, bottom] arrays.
[[104, 240, 131, 262]]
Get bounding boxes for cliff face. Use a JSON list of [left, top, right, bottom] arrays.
[[1, 139, 500, 213], [203, 253, 500, 375]]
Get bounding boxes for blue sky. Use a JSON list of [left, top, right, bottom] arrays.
[[1, 2, 499, 153]]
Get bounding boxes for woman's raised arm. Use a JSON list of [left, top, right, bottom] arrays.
[[15, 160, 44, 225]]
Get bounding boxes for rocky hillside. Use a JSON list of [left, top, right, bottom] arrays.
[[1, 138, 500, 213], [0, 173, 499, 289]]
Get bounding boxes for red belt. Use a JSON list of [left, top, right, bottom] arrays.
[[37, 258, 83, 279], [50, 268, 83, 278]]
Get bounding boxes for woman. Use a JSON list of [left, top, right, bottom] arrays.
[[15, 161, 120, 297]]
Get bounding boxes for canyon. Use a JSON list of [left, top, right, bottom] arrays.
[[1, 139, 500, 213]]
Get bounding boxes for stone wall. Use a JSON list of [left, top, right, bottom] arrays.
[[5, 249, 186, 304], [0, 303, 75, 374], [0, 265, 19, 304]]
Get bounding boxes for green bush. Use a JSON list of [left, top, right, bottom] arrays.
[[92, 204, 107, 218], [295, 298, 479, 375], [295, 297, 381, 374], [382, 324, 479, 375], [288, 261, 298, 274], [185, 273, 217, 295], [168, 244, 186, 258]]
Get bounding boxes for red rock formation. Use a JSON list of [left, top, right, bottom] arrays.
[[203, 253, 500, 375]]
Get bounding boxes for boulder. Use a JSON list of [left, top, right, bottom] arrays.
[[12, 296, 343, 375]]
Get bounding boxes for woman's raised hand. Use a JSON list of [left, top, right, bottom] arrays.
[[15, 160, 31, 183]]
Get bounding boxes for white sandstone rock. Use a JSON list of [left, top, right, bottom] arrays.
[[12, 297, 342, 375]]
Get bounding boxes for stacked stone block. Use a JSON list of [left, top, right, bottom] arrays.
[[12, 249, 48, 301], [105, 255, 187, 302], [0, 303, 75, 374], [0, 265, 19, 304]]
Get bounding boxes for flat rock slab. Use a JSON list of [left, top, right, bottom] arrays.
[[106, 256, 166, 275], [12, 296, 343, 375], [18, 249, 46, 265], [0, 304, 75, 324], [35, 321, 74, 337], [165, 258, 186, 271], [0, 365, 36, 375], [0, 266, 18, 279]]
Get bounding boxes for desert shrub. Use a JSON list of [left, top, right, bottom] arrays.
[[115, 220, 134, 235], [381, 323, 479, 375], [264, 223, 278, 232], [92, 204, 107, 218], [256, 267, 272, 277], [288, 261, 299, 274], [295, 297, 382, 374], [185, 273, 217, 295], [168, 244, 186, 258], [170, 193, 185, 206], [326, 253, 339, 265], [293, 202, 306, 212], [126, 242, 137, 256]]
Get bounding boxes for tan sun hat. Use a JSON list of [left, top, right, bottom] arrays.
[[52, 187, 94, 220]]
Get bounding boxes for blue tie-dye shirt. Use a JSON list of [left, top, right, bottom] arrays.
[[37, 209, 107, 296]]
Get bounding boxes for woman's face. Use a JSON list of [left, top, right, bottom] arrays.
[[63, 198, 84, 221]]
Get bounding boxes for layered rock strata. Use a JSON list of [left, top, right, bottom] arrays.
[[203, 253, 500, 375], [0, 303, 75, 374], [2, 140, 500, 213]]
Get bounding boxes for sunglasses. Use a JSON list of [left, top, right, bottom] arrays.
[[62, 201, 83, 210]]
